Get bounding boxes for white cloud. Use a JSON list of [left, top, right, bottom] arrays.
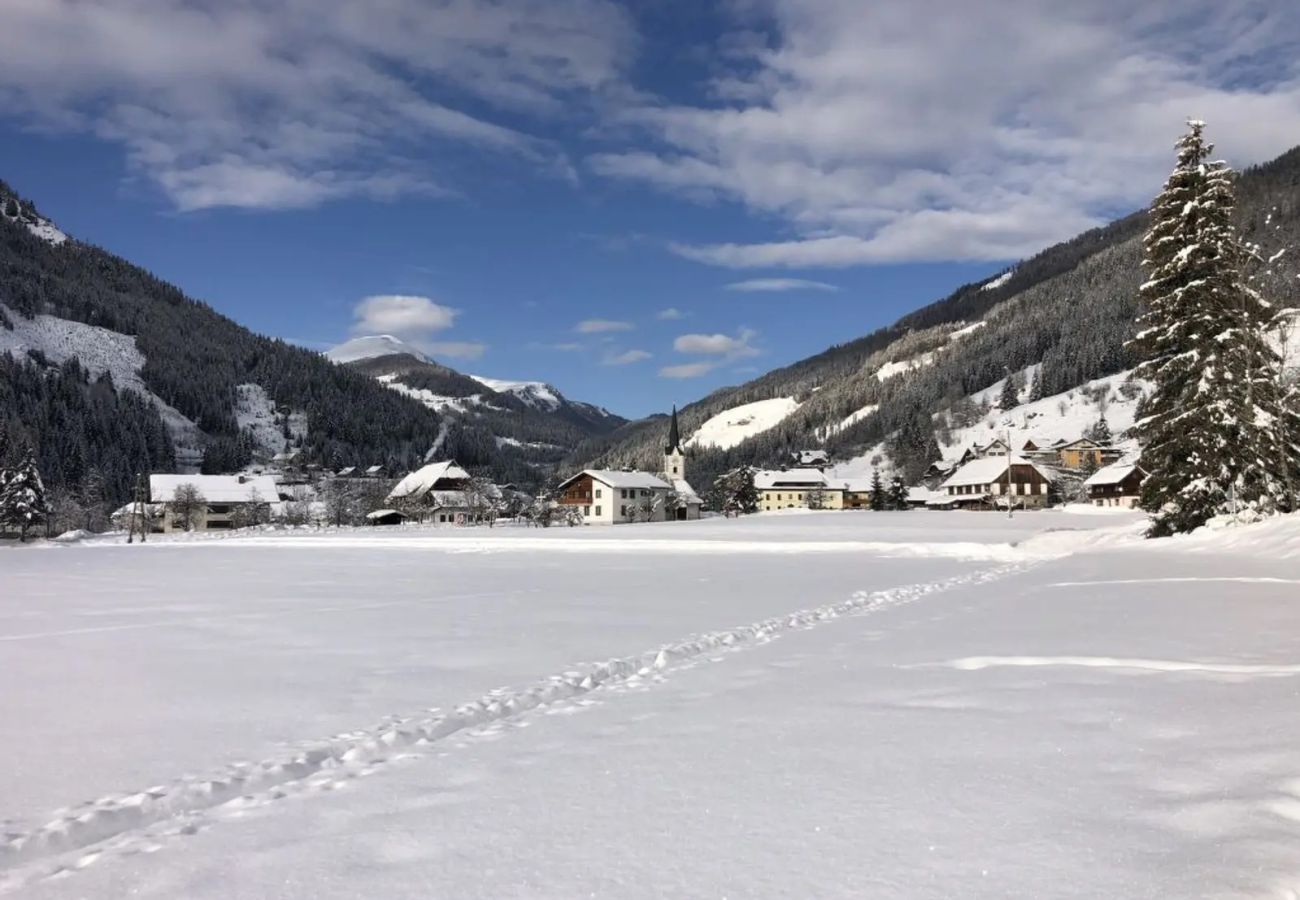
[[656, 307, 687, 320], [426, 341, 488, 361], [724, 278, 840, 292], [0, 0, 633, 210], [351, 295, 457, 336], [659, 361, 718, 379], [673, 328, 760, 358], [592, 0, 1300, 266], [602, 348, 653, 365], [575, 318, 634, 333]]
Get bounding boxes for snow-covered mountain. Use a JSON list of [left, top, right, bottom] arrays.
[[325, 334, 430, 365], [324, 336, 628, 467]]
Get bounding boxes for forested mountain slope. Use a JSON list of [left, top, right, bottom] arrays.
[[574, 145, 1300, 492], [0, 179, 617, 501]]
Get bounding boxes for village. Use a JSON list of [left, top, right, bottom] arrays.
[[97, 406, 1143, 537]]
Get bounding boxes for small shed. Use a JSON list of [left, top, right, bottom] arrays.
[[365, 508, 409, 526]]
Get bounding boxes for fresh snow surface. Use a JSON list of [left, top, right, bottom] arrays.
[[2, 206, 67, 245], [980, 269, 1014, 291], [7, 510, 1300, 898], [149, 474, 279, 503], [324, 335, 429, 364], [234, 384, 305, 458], [375, 374, 497, 414], [875, 352, 935, 381], [0, 304, 204, 463], [684, 397, 801, 450], [948, 320, 987, 340]]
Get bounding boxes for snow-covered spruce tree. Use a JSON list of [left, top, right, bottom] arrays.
[[1130, 121, 1294, 536], [869, 469, 886, 511], [888, 473, 909, 510], [0, 444, 50, 542], [998, 372, 1020, 411]]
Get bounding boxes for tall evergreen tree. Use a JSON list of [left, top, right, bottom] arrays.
[[887, 473, 909, 510], [869, 469, 886, 511], [1130, 120, 1295, 536], [0, 444, 49, 541], [998, 371, 1021, 411]]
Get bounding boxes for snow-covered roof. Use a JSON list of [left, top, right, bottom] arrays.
[[1084, 461, 1146, 487], [753, 468, 830, 490], [907, 486, 937, 503], [388, 461, 471, 500], [670, 478, 702, 504], [365, 465, 385, 475], [834, 477, 875, 492], [365, 508, 407, 520], [149, 474, 279, 503], [567, 470, 672, 490], [336, 466, 356, 477], [941, 456, 1054, 489]]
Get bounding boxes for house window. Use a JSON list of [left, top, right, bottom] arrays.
[[595, 488, 603, 498], [594, 506, 602, 516], [584, 506, 591, 516], [620, 505, 628, 517], [620, 489, 628, 499]]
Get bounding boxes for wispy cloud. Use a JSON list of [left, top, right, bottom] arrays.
[[659, 361, 718, 379], [602, 348, 653, 365], [534, 341, 585, 352], [673, 328, 760, 358], [426, 341, 488, 361], [593, 1, 1300, 266], [0, 0, 634, 210], [656, 307, 687, 320], [575, 318, 634, 334], [725, 278, 840, 292]]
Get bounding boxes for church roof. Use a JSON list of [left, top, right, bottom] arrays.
[[665, 405, 683, 454]]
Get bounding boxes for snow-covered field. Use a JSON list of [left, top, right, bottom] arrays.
[[3, 510, 1300, 898]]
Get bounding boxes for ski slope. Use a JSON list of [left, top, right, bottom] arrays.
[[4, 511, 1300, 898], [684, 397, 801, 450]]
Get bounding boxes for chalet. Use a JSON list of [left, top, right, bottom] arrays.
[[1054, 438, 1119, 470], [386, 460, 481, 523], [940, 456, 1055, 509], [556, 470, 673, 524], [975, 438, 1011, 458], [791, 449, 830, 469], [754, 468, 843, 511], [1083, 461, 1148, 508], [838, 477, 875, 510], [149, 474, 279, 532]]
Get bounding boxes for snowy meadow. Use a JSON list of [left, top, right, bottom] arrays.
[[3, 510, 1300, 898]]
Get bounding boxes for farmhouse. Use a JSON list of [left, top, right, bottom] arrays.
[[149, 474, 279, 532], [556, 470, 674, 524], [1054, 438, 1118, 470], [754, 468, 843, 511], [940, 456, 1054, 509], [1084, 461, 1147, 508], [386, 460, 485, 523]]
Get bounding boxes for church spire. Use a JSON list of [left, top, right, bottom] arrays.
[[665, 405, 682, 454]]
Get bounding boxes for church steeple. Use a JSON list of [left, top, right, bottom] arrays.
[[663, 406, 685, 481], [665, 405, 683, 454]]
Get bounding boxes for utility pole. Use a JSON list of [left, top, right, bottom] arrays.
[[127, 472, 147, 543], [1005, 428, 1014, 519]]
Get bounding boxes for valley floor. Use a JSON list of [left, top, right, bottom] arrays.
[[2, 510, 1299, 898]]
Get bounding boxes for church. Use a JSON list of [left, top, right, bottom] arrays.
[[555, 407, 702, 524]]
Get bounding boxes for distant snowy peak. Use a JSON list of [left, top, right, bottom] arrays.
[[1, 187, 68, 246], [470, 375, 562, 411], [325, 335, 430, 364]]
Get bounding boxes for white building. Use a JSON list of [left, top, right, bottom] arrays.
[[149, 474, 280, 532], [940, 455, 1055, 509], [556, 469, 674, 524]]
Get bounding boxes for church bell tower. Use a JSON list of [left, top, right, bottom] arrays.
[[663, 405, 685, 481]]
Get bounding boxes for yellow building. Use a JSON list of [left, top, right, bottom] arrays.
[[754, 468, 843, 511]]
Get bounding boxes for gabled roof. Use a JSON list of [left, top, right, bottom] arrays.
[[669, 478, 703, 504], [1083, 461, 1147, 487], [753, 468, 831, 490], [365, 464, 385, 474], [561, 469, 672, 491], [388, 460, 471, 500], [150, 474, 279, 503], [941, 455, 1054, 489], [336, 466, 356, 476], [1058, 438, 1102, 450]]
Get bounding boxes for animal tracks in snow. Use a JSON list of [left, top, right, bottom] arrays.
[[0, 562, 1024, 894]]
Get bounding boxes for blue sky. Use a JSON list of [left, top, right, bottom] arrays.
[[3, 1, 1300, 418]]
